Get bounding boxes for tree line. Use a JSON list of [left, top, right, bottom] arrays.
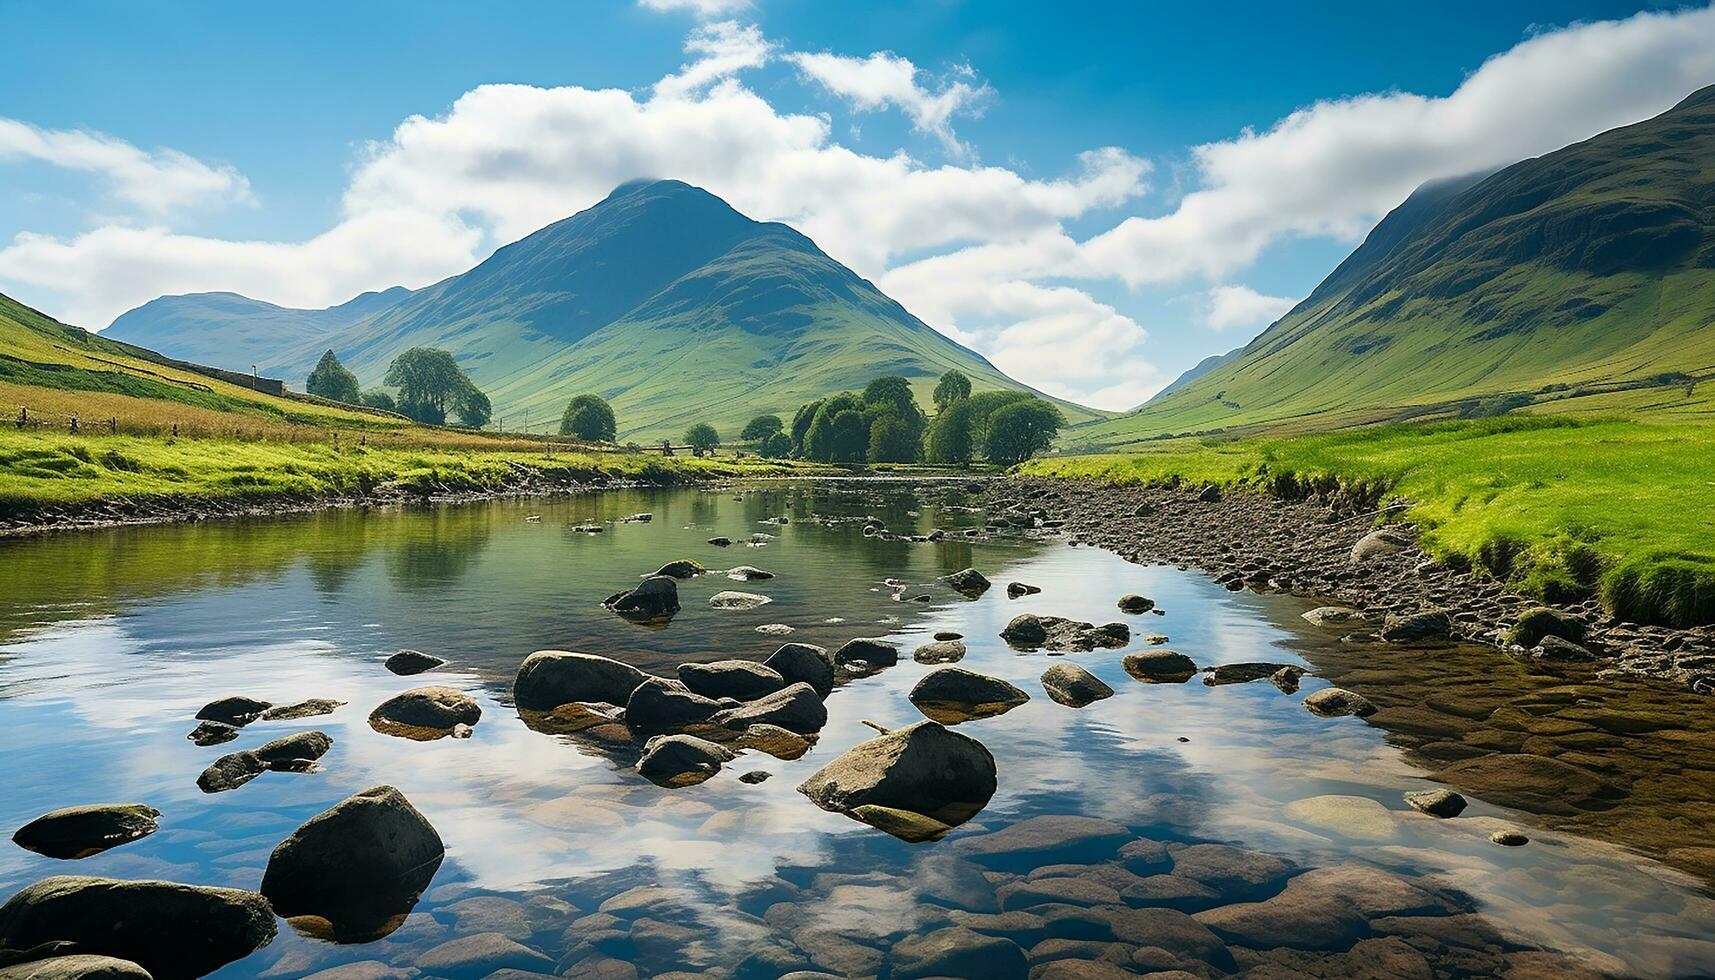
[[306, 348, 490, 428]]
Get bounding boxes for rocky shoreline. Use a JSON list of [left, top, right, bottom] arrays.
[[992, 476, 1715, 696]]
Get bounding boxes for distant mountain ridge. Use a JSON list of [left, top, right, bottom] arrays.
[[1076, 83, 1715, 448], [108, 180, 1101, 438]]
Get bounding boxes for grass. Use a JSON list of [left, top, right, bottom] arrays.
[[1021, 415, 1715, 628]]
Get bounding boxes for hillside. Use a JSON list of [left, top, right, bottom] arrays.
[[108, 180, 1102, 439], [1074, 84, 1715, 449], [108, 287, 412, 374]]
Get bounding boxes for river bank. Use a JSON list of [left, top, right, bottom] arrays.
[[991, 476, 1715, 696]]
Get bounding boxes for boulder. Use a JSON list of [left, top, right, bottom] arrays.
[[11, 805, 160, 860], [763, 643, 835, 697], [1351, 528, 1413, 563], [941, 569, 992, 598], [1040, 664, 1114, 708], [0, 954, 151, 979], [0, 876, 276, 978], [1007, 582, 1042, 599], [652, 559, 705, 579], [833, 638, 899, 670], [1122, 651, 1198, 683], [798, 721, 997, 826], [1301, 606, 1366, 628], [603, 576, 680, 620], [1201, 663, 1293, 686], [1117, 595, 1155, 615], [1379, 610, 1454, 643], [707, 536, 732, 547], [1505, 607, 1587, 648], [913, 640, 967, 664], [260, 785, 445, 943], [888, 926, 1027, 979], [1303, 687, 1377, 718], [726, 565, 774, 581], [739, 724, 815, 760], [195, 695, 271, 727], [368, 687, 480, 740], [385, 649, 446, 675], [1001, 615, 1129, 652], [710, 682, 828, 734], [1531, 635, 1598, 663], [259, 698, 344, 721], [624, 678, 723, 733], [1169, 844, 1295, 896], [909, 668, 1030, 723], [513, 651, 648, 710], [1270, 666, 1304, 694], [637, 735, 734, 787], [709, 591, 772, 610], [186, 720, 238, 746], [198, 731, 333, 793], [1403, 789, 1467, 818], [677, 660, 785, 700]]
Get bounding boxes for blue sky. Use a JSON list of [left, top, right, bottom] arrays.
[[2, 0, 1712, 408]]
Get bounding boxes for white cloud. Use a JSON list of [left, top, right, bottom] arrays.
[[786, 51, 992, 158], [0, 118, 251, 214], [653, 21, 774, 100], [637, 0, 751, 18], [1082, 5, 1715, 286], [1202, 284, 1297, 332]]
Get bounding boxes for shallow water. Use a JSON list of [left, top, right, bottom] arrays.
[[2, 482, 1713, 978]]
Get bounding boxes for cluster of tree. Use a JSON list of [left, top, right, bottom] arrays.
[[740, 415, 793, 458], [788, 375, 928, 464], [306, 348, 490, 427], [685, 423, 720, 456], [925, 386, 1064, 466], [781, 370, 1062, 466]]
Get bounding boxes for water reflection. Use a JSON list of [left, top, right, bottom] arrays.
[[0, 483, 1712, 977]]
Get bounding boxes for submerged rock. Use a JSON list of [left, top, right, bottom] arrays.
[[198, 731, 333, 793], [709, 590, 773, 610], [763, 643, 835, 697], [0, 876, 276, 978], [259, 698, 344, 721], [888, 926, 1027, 979], [1122, 650, 1198, 683], [260, 785, 444, 943], [941, 568, 992, 598], [1379, 610, 1455, 643], [637, 734, 734, 787], [1000, 615, 1128, 652], [625, 677, 723, 733], [11, 805, 160, 860], [1006, 582, 1041, 599], [195, 695, 271, 727], [1117, 594, 1155, 614], [913, 640, 968, 665], [1404, 789, 1467, 818], [1202, 663, 1293, 686], [187, 720, 239, 746], [0, 953, 152, 979], [707, 536, 732, 547], [512, 650, 648, 710], [677, 660, 785, 700], [726, 565, 774, 581], [1302, 687, 1377, 718], [956, 815, 1131, 867], [603, 575, 681, 621], [909, 668, 1030, 723], [798, 721, 997, 832], [710, 681, 828, 734], [368, 687, 480, 740], [1040, 664, 1114, 707], [834, 637, 900, 670], [385, 649, 446, 675], [652, 559, 705, 579]]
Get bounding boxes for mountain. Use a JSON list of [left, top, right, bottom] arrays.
[[1077, 84, 1715, 449], [107, 180, 1102, 439]]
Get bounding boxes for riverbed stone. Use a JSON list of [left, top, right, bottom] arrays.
[[0, 876, 277, 978], [198, 731, 333, 792], [1202, 662, 1294, 686], [1122, 651, 1198, 683], [513, 651, 648, 710], [1001, 615, 1129, 652], [910, 668, 1031, 722], [1506, 607, 1587, 648], [1403, 789, 1467, 818], [1432, 753, 1617, 815], [709, 591, 772, 610], [1303, 687, 1377, 718], [1041, 664, 1114, 708], [739, 724, 814, 760], [11, 805, 160, 861], [637, 735, 734, 787], [957, 816, 1131, 868], [677, 660, 784, 700], [913, 639, 967, 664], [624, 678, 723, 733], [763, 643, 834, 697], [833, 637, 899, 670], [369, 687, 480, 739], [1168, 844, 1295, 896], [727, 565, 774, 581], [385, 649, 445, 675], [195, 695, 272, 727], [798, 721, 997, 827], [1302, 606, 1366, 628], [941, 568, 992, 598], [710, 682, 828, 734], [604, 576, 680, 620], [0, 954, 152, 979], [1379, 610, 1455, 643], [888, 926, 1027, 979], [1117, 594, 1155, 614], [415, 933, 552, 976], [653, 559, 705, 579]]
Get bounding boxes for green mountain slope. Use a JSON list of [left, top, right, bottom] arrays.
[[107, 180, 1100, 439], [1075, 84, 1715, 450]]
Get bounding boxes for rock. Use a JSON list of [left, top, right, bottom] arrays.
[[653, 559, 705, 579], [1122, 651, 1197, 683], [1194, 864, 1440, 951], [763, 643, 835, 697], [1168, 844, 1295, 896], [386, 649, 446, 675], [11, 805, 160, 860], [1490, 830, 1529, 846], [888, 926, 1027, 980], [1196, 485, 1222, 503], [1351, 528, 1413, 562], [909, 668, 1030, 722], [1506, 607, 1587, 648], [798, 721, 997, 827], [833, 638, 899, 670], [259, 698, 344, 721], [1432, 753, 1616, 815], [1132, 501, 1155, 517], [726, 565, 774, 581], [1030, 961, 1138, 980], [1001, 615, 1129, 652], [710, 682, 828, 734], [739, 771, 771, 784], [1040, 664, 1114, 708], [1379, 610, 1454, 643], [935, 631, 963, 641], [260, 785, 445, 943], [709, 591, 772, 610], [1531, 635, 1597, 662], [848, 805, 955, 843], [914, 855, 999, 912], [186, 720, 238, 746], [1101, 908, 1231, 967], [755, 623, 795, 635], [1403, 789, 1467, 818], [195, 695, 271, 727], [198, 731, 333, 793], [624, 678, 723, 733], [0, 954, 151, 979], [707, 536, 732, 547], [913, 640, 967, 664], [369, 687, 480, 740], [0, 876, 276, 978], [1007, 582, 1042, 599], [1117, 595, 1155, 614], [1201, 663, 1293, 686], [996, 878, 1122, 911], [621, 513, 652, 523], [739, 724, 815, 760], [414, 933, 553, 976], [941, 568, 993, 598], [1270, 666, 1304, 694], [1302, 606, 1366, 628], [1283, 795, 1396, 840], [957, 816, 1130, 868], [677, 660, 785, 700], [1303, 687, 1377, 718], [513, 651, 648, 710], [637, 735, 734, 787], [603, 576, 680, 620]]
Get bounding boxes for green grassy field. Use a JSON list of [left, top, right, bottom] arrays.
[[1023, 415, 1715, 628]]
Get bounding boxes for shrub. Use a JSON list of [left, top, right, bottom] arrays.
[[685, 423, 720, 456], [985, 399, 1064, 466], [561, 394, 617, 442]]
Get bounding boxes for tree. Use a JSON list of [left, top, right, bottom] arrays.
[[828, 410, 869, 463], [868, 414, 919, 463], [985, 398, 1064, 466], [685, 423, 720, 457], [560, 394, 617, 442], [453, 387, 491, 428], [803, 393, 863, 461], [933, 370, 972, 410], [306, 350, 360, 403], [359, 389, 396, 411], [790, 399, 823, 455], [758, 431, 792, 458], [925, 398, 975, 465], [741, 414, 785, 443], [862, 376, 925, 433], [384, 348, 487, 426]]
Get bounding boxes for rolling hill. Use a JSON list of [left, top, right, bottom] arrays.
[[108, 179, 1102, 439], [1074, 83, 1715, 450]]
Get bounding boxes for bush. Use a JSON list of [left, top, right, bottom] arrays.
[[561, 394, 617, 442], [868, 414, 920, 463], [741, 414, 785, 443], [685, 423, 720, 456], [359, 389, 396, 411], [758, 431, 792, 458]]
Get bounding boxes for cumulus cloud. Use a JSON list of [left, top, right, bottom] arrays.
[[0, 118, 251, 214], [1202, 284, 1298, 332], [653, 21, 774, 100], [1082, 5, 1715, 286], [637, 0, 751, 18], [786, 51, 992, 157]]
